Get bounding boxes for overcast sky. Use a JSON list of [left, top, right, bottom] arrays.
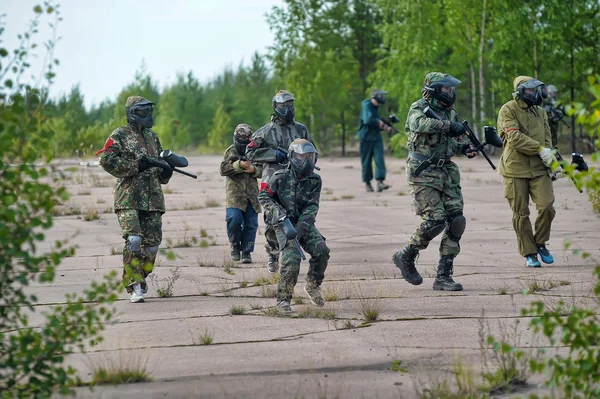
[[4, 0, 281, 108]]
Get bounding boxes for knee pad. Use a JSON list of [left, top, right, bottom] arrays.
[[423, 220, 446, 240], [126, 235, 143, 252], [448, 215, 466, 241], [145, 245, 159, 256]]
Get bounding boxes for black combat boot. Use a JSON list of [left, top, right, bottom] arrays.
[[267, 253, 279, 274], [365, 182, 374, 192], [376, 179, 390, 192], [392, 244, 423, 285], [433, 257, 463, 291], [230, 243, 241, 262]]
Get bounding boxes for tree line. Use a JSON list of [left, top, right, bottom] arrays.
[[47, 0, 600, 158]]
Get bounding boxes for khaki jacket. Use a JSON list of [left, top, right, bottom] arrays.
[[497, 98, 552, 178]]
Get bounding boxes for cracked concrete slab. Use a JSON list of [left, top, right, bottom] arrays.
[[34, 155, 598, 398]]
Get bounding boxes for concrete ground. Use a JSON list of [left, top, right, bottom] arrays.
[[35, 154, 598, 398]]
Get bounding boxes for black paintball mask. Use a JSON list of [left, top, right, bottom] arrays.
[[516, 78, 546, 106], [289, 139, 318, 178], [371, 89, 387, 105], [423, 75, 461, 108], [127, 99, 155, 128], [273, 91, 296, 122]]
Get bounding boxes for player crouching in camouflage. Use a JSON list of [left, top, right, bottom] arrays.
[[258, 139, 329, 313], [393, 72, 477, 291], [97, 96, 173, 303], [219, 124, 261, 263]]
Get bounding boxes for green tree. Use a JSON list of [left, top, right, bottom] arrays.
[[207, 102, 232, 150], [0, 4, 121, 397]]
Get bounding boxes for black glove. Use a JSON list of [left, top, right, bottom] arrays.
[[275, 149, 288, 163], [295, 221, 310, 240], [138, 158, 155, 172], [160, 167, 174, 181], [462, 145, 477, 159], [448, 121, 466, 137]]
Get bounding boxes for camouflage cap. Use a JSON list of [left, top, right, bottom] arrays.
[[234, 123, 253, 139], [513, 76, 534, 91], [424, 72, 447, 85], [125, 96, 155, 108]]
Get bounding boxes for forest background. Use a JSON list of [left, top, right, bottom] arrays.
[[41, 0, 600, 157]]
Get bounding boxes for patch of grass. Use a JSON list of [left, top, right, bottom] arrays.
[[340, 320, 355, 329], [260, 285, 277, 298], [200, 228, 208, 237], [296, 307, 337, 320], [90, 175, 111, 188], [248, 301, 263, 310], [325, 196, 340, 201], [167, 231, 198, 248], [254, 274, 280, 286], [66, 166, 79, 173], [396, 191, 407, 196], [109, 247, 122, 255], [495, 283, 512, 295], [588, 186, 600, 213], [239, 281, 249, 288], [52, 203, 82, 216], [96, 197, 106, 204], [78, 189, 91, 195], [261, 307, 282, 317], [559, 279, 571, 286], [340, 195, 355, 200], [163, 187, 175, 194], [83, 208, 100, 221], [199, 239, 210, 248], [354, 285, 385, 322], [323, 188, 334, 195], [86, 352, 152, 386], [416, 358, 480, 398], [148, 268, 181, 298], [196, 257, 216, 267], [229, 305, 246, 315], [322, 283, 341, 302], [205, 198, 221, 208], [198, 329, 213, 345], [293, 296, 306, 305], [519, 274, 560, 294], [388, 359, 408, 373], [183, 202, 203, 210], [223, 259, 235, 275]]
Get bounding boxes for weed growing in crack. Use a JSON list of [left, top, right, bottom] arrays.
[[260, 285, 277, 298], [388, 360, 408, 373], [198, 329, 213, 345], [293, 296, 306, 305], [82, 208, 100, 221], [85, 352, 152, 385], [519, 274, 560, 294], [261, 307, 282, 317], [353, 284, 385, 322], [296, 307, 337, 320], [229, 305, 246, 315], [109, 247, 122, 255], [148, 268, 181, 298]]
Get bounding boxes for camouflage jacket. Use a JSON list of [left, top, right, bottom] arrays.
[[246, 116, 312, 182], [405, 99, 469, 159], [357, 99, 383, 142], [497, 98, 551, 178], [258, 168, 321, 230], [98, 123, 170, 212], [219, 145, 262, 213]]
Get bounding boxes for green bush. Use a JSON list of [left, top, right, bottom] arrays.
[[0, 4, 121, 397]]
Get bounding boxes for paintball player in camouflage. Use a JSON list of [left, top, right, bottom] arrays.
[[246, 90, 312, 274], [543, 85, 562, 147], [393, 72, 477, 291], [497, 76, 563, 268], [97, 96, 173, 303], [219, 124, 261, 264], [358, 89, 392, 192], [258, 139, 329, 313]]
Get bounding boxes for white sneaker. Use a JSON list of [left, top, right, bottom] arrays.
[[130, 283, 145, 303]]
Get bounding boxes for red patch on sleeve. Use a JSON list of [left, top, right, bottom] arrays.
[[94, 138, 114, 156], [260, 182, 274, 196], [247, 138, 257, 149], [505, 128, 518, 133]]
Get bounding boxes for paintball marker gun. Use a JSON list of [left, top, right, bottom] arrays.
[[381, 114, 401, 136], [423, 106, 503, 170], [141, 150, 197, 179], [550, 147, 588, 193], [544, 104, 570, 128], [277, 213, 306, 261]]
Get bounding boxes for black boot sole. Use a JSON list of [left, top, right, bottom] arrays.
[[432, 283, 463, 291]]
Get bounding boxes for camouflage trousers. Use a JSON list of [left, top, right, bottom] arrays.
[[116, 209, 163, 292], [407, 160, 464, 259], [276, 225, 330, 303]]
